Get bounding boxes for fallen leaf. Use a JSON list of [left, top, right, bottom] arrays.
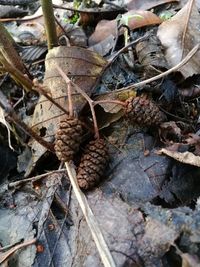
[[59, 23, 87, 47], [136, 33, 168, 69], [159, 121, 182, 144], [159, 148, 200, 167], [157, 1, 200, 78], [89, 10, 162, 45], [179, 85, 200, 98], [89, 34, 115, 56], [181, 253, 200, 267], [126, 0, 179, 11], [94, 87, 136, 113]]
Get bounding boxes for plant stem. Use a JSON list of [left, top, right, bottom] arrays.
[[41, 0, 58, 50], [0, 22, 29, 76], [55, 65, 100, 139], [0, 54, 33, 92]]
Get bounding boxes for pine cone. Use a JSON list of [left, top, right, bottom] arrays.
[[77, 138, 109, 190], [54, 116, 83, 162], [126, 95, 166, 126]]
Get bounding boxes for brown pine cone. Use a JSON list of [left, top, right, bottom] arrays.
[[77, 138, 109, 190], [54, 116, 83, 162], [126, 95, 166, 127]]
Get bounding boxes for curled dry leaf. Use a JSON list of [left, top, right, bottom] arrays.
[[0, 106, 13, 150], [126, 0, 179, 11], [89, 34, 115, 56], [135, 33, 168, 70], [89, 10, 162, 45], [159, 148, 200, 167], [159, 121, 182, 144], [179, 85, 200, 98], [157, 1, 200, 78], [26, 46, 106, 176]]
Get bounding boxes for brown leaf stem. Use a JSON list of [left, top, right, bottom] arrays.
[[33, 79, 69, 115], [0, 21, 29, 76], [55, 65, 100, 139], [0, 53, 33, 92]]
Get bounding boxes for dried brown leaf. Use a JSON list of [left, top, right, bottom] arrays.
[[159, 121, 182, 144], [159, 148, 200, 167], [157, 1, 200, 78], [89, 10, 162, 45], [181, 253, 200, 267], [89, 34, 115, 56], [126, 0, 179, 11]]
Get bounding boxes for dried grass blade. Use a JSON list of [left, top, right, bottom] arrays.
[[65, 162, 116, 267]]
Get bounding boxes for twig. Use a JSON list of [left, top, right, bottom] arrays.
[[55, 65, 100, 139], [8, 169, 66, 189], [9, 112, 54, 152], [106, 34, 149, 69], [0, 21, 29, 76], [0, 53, 33, 92], [0, 239, 23, 252], [65, 162, 116, 267], [107, 44, 199, 94], [0, 238, 36, 264], [33, 80, 69, 115]]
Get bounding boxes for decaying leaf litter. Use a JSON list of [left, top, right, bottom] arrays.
[[0, 0, 200, 266]]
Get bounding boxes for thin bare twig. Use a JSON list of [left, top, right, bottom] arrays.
[[8, 169, 66, 189], [106, 34, 149, 69], [0, 239, 36, 264], [104, 44, 199, 95], [55, 65, 100, 139], [33, 80, 69, 115]]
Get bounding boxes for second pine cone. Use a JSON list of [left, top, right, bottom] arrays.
[[77, 138, 109, 190], [55, 116, 83, 162], [126, 95, 166, 127]]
